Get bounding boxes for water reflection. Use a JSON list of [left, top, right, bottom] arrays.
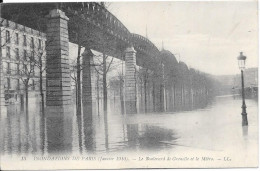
[[24, 109, 30, 155], [76, 114, 83, 154], [0, 96, 258, 156], [39, 112, 45, 155], [126, 124, 139, 149], [242, 126, 248, 138], [46, 116, 70, 154], [138, 125, 177, 150], [126, 124, 177, 150], [83, 114, 95, 153], [104, 112, 109, 152]]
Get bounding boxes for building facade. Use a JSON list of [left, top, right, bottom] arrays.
[[233, 67, 258, 88], [0, 18, 46, 105]]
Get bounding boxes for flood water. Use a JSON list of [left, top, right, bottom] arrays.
[[0, 96, 258, 159]]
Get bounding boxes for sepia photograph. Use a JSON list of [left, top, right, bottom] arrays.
[[0, 0, 258, 169]]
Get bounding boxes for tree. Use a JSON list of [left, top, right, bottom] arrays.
[[17, 50, 36, 110], [136, 67, 152, 113], [1, 5, 56, 114], [66, 7, 85, 115], [109, 67, 126, 114], [70, 59, 78, 105], [118, 70, 125, 114], [93, 53, 121, 113]]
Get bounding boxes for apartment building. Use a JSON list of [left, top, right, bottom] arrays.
[[0, 18, 46, 104]]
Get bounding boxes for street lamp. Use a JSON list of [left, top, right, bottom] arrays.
[[237, 52, 248, 126]]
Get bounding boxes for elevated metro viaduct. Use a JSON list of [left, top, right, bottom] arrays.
[[1, 2, 211, 116]]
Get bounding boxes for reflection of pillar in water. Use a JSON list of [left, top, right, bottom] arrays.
[[17, 109, 21, 154], [20, 110, 30, 154], [76, 114, 83, 154], [83, 114, 95, 153], [39, 113, 46, 155], [0, 110, 4, 154], [1, 109, 8, 155], [12, 110, 19, 154], [7, 110, 12, 154], [126, 124, 139, 149], [46, 115, 72, 154]]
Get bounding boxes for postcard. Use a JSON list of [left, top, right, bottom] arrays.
[[0, 1, 258, 170]]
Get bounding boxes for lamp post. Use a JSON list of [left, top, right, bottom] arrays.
[[237, 52, 248, 126]]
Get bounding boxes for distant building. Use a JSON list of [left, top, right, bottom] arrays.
[[0, 18, 46, 104], [214, 67, 258, 96], [233, 67, 258, 88]]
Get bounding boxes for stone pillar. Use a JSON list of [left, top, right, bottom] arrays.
[[45, 9, 72, 114], [82, 48, 94, 119], [162, 64, 166, 112], [0, 29, 7, 116], [45, 9, 72, 154], [154, 63, 165, 113], [90, 57, 96, 115], [125, 46, 137, 114], [0, 48, 7, 116]]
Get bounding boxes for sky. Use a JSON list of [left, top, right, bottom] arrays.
[[106, 1, 258, 75]]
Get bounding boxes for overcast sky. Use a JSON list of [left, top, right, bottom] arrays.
[[107, 1, 258, 75]]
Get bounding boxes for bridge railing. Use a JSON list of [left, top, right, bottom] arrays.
[[132, 33, 160, 57], [64, 2, 132, 45]]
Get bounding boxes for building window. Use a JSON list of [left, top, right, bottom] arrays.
[[23, 50, 27, 60], [32, 80, 35, 90], [15, 48, 19, 59], [6, 46, 10, 58], [23, 64, 27, 74], [38, 39, 42, 49], [15, 33, 19, 45], [23, 35, 27, 46], [31, 51, 34, 61], [30, 37, 34, 48], [17, 79, 20, 90], [6, 30, 10, 43], [7, 78, 10, 90], [31, 64, 35, 76], [16, 64, 19, 75], [7, 63, 10, 74]]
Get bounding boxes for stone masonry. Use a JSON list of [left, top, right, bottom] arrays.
[[82, 48, 94, 119], [125, 46, 137, 114], [0, 39, 6, 116], [45, 9, 72, 114], [0, 4, 4, 115], [45, 9, 73, 153]]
